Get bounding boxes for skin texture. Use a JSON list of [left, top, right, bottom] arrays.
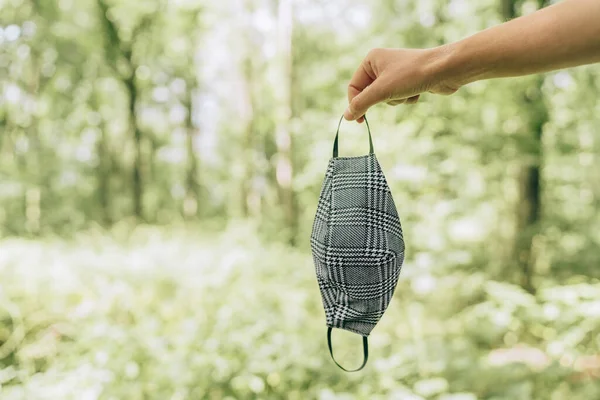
[[344, 0, 600, 122]]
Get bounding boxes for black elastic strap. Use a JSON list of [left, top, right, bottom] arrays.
[[327, 327, 369, 372], [332, 114, 374, 158]]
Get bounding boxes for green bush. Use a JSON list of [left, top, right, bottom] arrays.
[[1, 225, 599, 399]]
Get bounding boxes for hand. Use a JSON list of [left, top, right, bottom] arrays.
[[345, 0, 600, 123], [344, 47, 460, 122]]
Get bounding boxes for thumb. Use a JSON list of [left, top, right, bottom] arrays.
[[344, 79, 386, 121]]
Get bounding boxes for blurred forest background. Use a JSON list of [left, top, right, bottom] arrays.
[[1, 0, 600, 398]]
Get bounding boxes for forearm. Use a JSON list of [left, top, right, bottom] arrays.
[[443, 0, 600, 85]]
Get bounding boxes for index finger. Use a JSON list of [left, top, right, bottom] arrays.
[[347, 58, 376, 122]]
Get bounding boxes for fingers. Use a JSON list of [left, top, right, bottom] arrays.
[[406, 94, 420, 104], [345, 54, 378, 121], [386, 95, 420, 107], [345, 48, 431, 121], [347, 56, 376, 106], [345, 79, 385, 121], [386, 99, 406, 106]]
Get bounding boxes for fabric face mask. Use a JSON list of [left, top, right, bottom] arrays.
[[310, 115, 405, 372]]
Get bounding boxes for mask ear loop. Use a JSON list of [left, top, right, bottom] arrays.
[[332, 114, 374, 158], [327, 327, 369, 372]]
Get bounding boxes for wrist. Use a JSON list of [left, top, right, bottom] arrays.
[[427, 41, 489, 90]]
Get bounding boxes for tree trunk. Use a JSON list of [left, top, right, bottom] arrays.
[[97, 130, 112, 225], [241, 55, 259, 218], [183, 87, 200, 217], [93, 89, 112, 226], [275, 0, 298, 245], [514, 77, 547, 294], [25, 34, 45, 235], [502, 0, 548, 294], [124, 73, 143, 220], [97, 0, 147, 221]]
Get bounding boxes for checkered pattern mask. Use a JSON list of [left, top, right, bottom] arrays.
[[310, 115, 405, 372]]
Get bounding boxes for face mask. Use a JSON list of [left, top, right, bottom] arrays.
[[310, 115, 405, 372]]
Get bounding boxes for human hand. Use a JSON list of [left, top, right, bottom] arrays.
[[346, 0, 600, 123], [344, 47, 460, 122]]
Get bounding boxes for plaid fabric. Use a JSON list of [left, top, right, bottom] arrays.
[[311, 153, 404, 336]]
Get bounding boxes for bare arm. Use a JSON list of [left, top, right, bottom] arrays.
[[344, 0, 600, 122]]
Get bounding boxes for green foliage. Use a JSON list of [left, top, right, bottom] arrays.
[[0, 228, 599, 399]]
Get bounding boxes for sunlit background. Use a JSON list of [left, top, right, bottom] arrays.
[[1, 0, 600, 398]]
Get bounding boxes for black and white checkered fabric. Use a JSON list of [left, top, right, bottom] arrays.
[[311, 153, 404, 336]]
